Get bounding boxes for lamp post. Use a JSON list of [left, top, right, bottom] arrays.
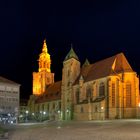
[[43, 111, 46, 121], [101, 106, 104, 120], [25, 110, 29, 122], [40, 111, 43, 122], [57, 110, 61, 120]]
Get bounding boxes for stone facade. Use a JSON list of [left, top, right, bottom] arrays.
[[0, 76, 20, 123], [28, 41, 139, 121]]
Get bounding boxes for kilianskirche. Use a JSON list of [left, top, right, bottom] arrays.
[[28, 40, 140, 120]]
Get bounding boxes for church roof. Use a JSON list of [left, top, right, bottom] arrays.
[[0, 76, 20, 85], [64, 46, 79, 61], [35, 81, 61, 103], [74, 53, 133, 85]]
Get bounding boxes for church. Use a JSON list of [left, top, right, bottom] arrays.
[[28, 40, 139, 121]]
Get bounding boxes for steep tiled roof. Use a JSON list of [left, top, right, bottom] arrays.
[[0, 76, 20, 85], [35, 81, 61, 103], [74, 53, 133, 85]]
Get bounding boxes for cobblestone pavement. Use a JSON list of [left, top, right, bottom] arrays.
[[4, 119, 140, 140]]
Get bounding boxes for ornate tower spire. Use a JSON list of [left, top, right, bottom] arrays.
[[38, 39, 51, 72], [42, 39, 48, 53]]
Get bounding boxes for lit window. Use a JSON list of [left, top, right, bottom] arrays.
[[112, 83, 115, 107], [86, 87, 92, 98], [126, 83, 131, 107], [95, 105, 98, 112], [76, 89, 79, 103], [80, 107, 84, 113], [99, 83, 105, 97]]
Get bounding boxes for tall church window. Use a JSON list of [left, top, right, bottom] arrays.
[[95, 105, 98, 112], [53, 103, 55, 109], [86, 87, 92, 98], [112, 83, 115, 107], [99, 83, 105, 97], [68, 70, 70, 77], [80, 107, 84, 113], [47, 104, 49, 111], [67, 81, 70, 87], [44, 62, 46, 68], [58, 102, 61, 110], [40, 63, 42, 68], [126, 83, 131, 107], [76, 89, 79, 103], [47, 77, 50, 83], [42, 104, 44, 111]]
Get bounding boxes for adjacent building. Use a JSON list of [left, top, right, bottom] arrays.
[[0, 76, 20, 123], [28, 40, 139, 121]]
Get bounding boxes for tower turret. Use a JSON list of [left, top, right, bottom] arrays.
[[61, 45, 81, 120]]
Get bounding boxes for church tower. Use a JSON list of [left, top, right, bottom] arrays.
[[61, 46, 80, 120], [33, 40, 54, 95], [38, 39, 51, 72]]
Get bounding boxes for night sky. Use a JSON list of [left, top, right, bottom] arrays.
[[0, 0, 140, 99]]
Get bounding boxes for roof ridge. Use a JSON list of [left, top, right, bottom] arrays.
[[0, 76, 20, 85]]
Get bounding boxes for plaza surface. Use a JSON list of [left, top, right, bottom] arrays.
[[5, 119, 140, 140]]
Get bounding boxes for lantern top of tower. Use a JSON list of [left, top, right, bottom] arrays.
[[42, 39, 48, 53]]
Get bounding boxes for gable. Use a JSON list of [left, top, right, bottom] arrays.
[[74, 52, 133, 85]]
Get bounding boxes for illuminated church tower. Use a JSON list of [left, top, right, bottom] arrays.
[[33, 40, 54, 95]]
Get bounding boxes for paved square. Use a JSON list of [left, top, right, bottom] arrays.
[[6, 119, 140, 140]]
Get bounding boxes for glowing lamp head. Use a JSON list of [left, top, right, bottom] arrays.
[[101, 107, 104, 110], [25, 110, 29, 114]]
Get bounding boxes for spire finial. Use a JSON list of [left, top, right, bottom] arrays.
[[44, 39, 46, 44]]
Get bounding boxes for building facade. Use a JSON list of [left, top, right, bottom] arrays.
[[28, 40, 139, 120], [0, 76, 20, 123]]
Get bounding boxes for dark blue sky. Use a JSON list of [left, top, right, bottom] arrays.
[[0, 0, 140, 99]]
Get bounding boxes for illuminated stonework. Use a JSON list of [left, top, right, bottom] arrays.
[[33, 40, 54, 95], [38, 39, 51, 72], [29, 45, 140, 121]]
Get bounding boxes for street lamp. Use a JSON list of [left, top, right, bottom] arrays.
[[66, 109, 69, 113], [25, 110, 29, 122]]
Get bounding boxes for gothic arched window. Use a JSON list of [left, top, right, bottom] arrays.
[[76, 89, 79, 103], [67, 70, 70, 77], [86, 87, 92, 98], [99, 83, 105, 97], [126, 83, 131, 107], [42, 104, 44, 111], [112, 83, 115, 107], [80, 107, 84, 113]]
